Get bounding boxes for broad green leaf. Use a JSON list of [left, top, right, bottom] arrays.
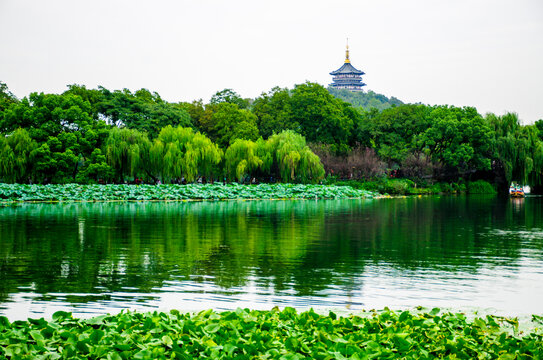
[[204, 323, 221, 333], [162, 335, 173, 347]]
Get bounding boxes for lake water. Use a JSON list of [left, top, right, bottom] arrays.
[[1, 196, 542, 320]]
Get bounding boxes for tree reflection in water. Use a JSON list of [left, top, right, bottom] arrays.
[[1, 196, 542, 316]]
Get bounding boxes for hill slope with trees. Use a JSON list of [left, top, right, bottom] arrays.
[[328, 88, 404, 111]]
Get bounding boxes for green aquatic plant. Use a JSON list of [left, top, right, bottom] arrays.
[[0, 308, 541, 359], [0, 183, 376, 203]]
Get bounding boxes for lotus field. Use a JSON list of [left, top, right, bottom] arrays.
[[0, 183, 377, 202], [0, 308, 542, 359]]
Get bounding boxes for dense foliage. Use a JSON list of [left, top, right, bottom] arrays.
[[487, 113, 543, 191], [333, 178, 497, 195], [1, 81, 542, 192], [0, 183, 376, 202], [0, 308, 541, 359], [328, 88, 403, 111]]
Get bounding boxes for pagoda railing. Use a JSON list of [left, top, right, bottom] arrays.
[[332, 79, 364, 84], [332, 74, 361, 79]]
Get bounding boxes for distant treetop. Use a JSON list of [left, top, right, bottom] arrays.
[[328, 87, 403, 112]]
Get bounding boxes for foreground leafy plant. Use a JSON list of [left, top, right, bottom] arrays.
[[0, 308, 541, 359], [0, 183, 377, 203]]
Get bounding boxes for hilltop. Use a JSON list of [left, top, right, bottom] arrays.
[[328, 87, 404, 111]]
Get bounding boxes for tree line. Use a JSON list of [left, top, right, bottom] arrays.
[[1, 81, 542, 192]]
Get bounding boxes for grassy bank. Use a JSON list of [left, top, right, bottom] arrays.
[[333, 178, 497, 196], [1, 308, 541, 359], [0, 183, 378, 203]]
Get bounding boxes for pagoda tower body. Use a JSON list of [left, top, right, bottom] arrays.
[[329, 42, 366, 91]]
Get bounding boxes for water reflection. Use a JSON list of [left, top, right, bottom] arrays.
[[0, 196, 542, 319]]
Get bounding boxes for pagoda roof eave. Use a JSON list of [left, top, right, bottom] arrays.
[[330, 62, 365, 75]]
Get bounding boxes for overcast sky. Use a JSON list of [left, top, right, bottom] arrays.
[[1, 0, 542, 123]]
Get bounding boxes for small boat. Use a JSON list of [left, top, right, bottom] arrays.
[[509, 183, 525, 198]]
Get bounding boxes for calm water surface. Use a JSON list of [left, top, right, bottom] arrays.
[[1, 196, 542, 320]]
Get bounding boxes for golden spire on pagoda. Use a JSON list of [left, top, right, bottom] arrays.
[[345, 38, 350, 63]]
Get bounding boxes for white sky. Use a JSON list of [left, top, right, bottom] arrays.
[[1, 0, 542, 123]]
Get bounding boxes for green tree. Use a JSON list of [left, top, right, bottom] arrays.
[[25, 131, 84, 184], [179, 100, 209, 131], [104, 127, 151, 183], [149, 126, 222, 182], [487, 112, 543, 189], [267, 130, 325, 183], [416, 106, 492, 174], [0, 81, 18, 113], [252, 87, 297, 139], [29, 134, 81, 183], [534, 119, 543, 141], [328, 88, 403, 112], [98, 87, 192, 138], [289, 82, 354, 154], [363, 104, 432, 164], [63, 84, 105, 119], [0, 128, 37, 183], [224, 139, 263, 182], [187, 130, 224, 181], [209, 89, 250, 109], [211, 103, 259, 148], [29, 143, 54, 183], [75, 149, 114, 184], [1, 92, 95, 142]]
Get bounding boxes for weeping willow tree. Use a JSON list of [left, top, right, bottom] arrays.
[[298, 148, 326, 183], [267, 130, 325, 183], [186, 131, 223, 181], [255, 137, 274, 175], [0, 128, 37, 183], [149, 126, 222, 182], [105, 127, 150, 183], [487, 112, 543, 189], [224, 139, 263, 182]]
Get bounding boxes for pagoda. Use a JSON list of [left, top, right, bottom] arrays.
[[329, 41, 366, 91]]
